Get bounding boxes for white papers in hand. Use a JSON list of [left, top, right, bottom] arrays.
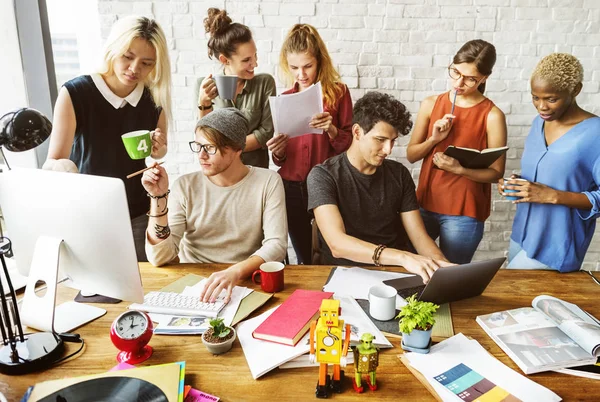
[[405, 333, 561, 402], [237, 306, 310, 379], [323, 266, 413, 309], [269, 82, 324, 137]]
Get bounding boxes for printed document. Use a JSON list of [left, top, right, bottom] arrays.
[[269, 82, 324, 137]]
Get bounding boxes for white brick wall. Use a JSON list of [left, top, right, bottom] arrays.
[[98, 0, 600, 269]]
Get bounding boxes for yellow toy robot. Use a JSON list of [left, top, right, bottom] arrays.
[[309, 299, 351, 398]]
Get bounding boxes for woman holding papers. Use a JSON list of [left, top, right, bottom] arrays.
[[266, 24, 353, 264], [406, 40, 507, 264], [499, 53, 600, 272], [196, 8, 275, 168], [44, 16, 172, 262]]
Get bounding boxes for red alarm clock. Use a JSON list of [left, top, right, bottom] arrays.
[[110, 310, 154, 364]]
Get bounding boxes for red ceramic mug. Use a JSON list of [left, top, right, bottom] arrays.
[[252, 262, 284, 293]]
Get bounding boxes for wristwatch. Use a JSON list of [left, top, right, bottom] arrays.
[[198, 103, 213, 111]]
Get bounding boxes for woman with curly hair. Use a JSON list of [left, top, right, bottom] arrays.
[[195, 8, 275, 168], [500, 53, 600, 272], [266, 24, 353, 264], [307, 92, 451, 281], [407, 39, 507, 264]]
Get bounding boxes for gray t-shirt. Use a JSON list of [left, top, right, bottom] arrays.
[[307, 152, 418, 265]]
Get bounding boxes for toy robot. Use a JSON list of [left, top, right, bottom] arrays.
[[309, 299, 351, 398], [352, 332, 379, 392]]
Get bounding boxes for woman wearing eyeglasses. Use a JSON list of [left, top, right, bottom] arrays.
[[407, 40, 507, 264]]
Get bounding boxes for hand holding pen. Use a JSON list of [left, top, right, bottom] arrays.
[[430, 91, 458, 144]]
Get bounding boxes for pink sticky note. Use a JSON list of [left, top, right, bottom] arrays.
[[184, 388, 220, 402], [109, 362, 136, 371]]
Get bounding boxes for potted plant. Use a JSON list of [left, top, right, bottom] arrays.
[[396, 295, 439, 354], [201, 318, 236, 355]]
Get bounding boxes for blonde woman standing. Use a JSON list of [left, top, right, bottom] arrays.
[[266, 24, 352, 264], [46, 16, 172, 261]]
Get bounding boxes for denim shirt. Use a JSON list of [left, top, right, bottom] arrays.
[[511, 115, 600, 272]]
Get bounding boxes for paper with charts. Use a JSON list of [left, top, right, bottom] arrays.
[[404, 333, 560, 402], [269, 82, 324, 137]]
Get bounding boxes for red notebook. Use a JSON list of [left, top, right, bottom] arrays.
[[252, 289, 333, 346]]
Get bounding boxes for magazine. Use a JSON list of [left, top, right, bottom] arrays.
[[476, 295, 600, 374]]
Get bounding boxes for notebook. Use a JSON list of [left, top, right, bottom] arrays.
[[383, 258, 505, 305]]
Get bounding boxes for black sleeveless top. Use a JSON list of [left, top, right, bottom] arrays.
[[64, 75, 161, 218]]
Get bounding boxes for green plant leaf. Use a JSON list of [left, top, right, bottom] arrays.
[[396, 294, 439, 335]]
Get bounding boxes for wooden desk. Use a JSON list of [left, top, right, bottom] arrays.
[[2, 264, 598, 401]]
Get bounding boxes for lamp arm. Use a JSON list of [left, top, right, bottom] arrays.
[[0, 243, 24, 344], [0, 147, 10, 171]]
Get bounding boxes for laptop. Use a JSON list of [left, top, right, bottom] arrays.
[[383, 257, 505, 305]]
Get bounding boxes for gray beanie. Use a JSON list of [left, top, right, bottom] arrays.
[[195, 108, 249, 150]]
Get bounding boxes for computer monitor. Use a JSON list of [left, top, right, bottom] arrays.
[[0, 168, 144, 303]]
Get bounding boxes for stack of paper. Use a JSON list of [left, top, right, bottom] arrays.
[[269, 82, 324, 137], [403, 333, 561, 401], [237, 307, 311, 379]]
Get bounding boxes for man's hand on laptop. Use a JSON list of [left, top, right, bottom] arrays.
[[401, 253, 454, 283]]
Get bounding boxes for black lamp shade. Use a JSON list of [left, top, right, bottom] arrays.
[[0, 108, 52, 152]]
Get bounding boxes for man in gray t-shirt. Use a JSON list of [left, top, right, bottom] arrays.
[[307, 92, 450, 283]]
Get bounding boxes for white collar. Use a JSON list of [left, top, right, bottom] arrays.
[[91, 73, 144, 109]]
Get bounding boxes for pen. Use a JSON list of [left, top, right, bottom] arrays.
[[126, 161, 165, 179], [450, 90, 458, 116], [585, 270, 600, 286]]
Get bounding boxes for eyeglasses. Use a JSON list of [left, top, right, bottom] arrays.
[[189, 141, 217, 155], [448, 66, 483, 88]]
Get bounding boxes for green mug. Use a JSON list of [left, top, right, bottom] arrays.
[[121, 130, 154, 159]]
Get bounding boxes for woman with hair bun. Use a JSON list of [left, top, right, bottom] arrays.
[[407, 39, 507, 264], [266, 23, 352, 264], [45, 16, 172, 262], [196, 8, 275, 168], [499, 53, 600, 272]]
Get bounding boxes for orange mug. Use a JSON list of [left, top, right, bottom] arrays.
[[252, 262, 284, 293]]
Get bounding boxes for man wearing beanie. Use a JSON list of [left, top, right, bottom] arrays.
[[142, 108, 287, 302]]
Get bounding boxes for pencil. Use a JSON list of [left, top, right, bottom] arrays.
[[450, 90, 458, 116], [126, 161, 164, 179]]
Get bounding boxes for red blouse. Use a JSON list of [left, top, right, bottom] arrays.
[[274, 83, 352, 182]]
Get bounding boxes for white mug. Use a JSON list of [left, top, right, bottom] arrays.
[[368, 284, 397, 321]]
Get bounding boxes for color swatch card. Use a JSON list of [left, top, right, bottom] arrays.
[[404, 333, 561, 402], [434, 363, 520, 401]]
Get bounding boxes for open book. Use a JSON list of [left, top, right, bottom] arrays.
[[443, 145, 508, 169], [476, 295, 600, 374]]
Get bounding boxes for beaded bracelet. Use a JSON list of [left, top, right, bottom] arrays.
[[147, 189, 170, 199], [372, 244, 387, 267]]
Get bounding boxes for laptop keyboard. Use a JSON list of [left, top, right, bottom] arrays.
[[397, 285, 426, 300]]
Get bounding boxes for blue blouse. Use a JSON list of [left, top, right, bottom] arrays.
[[511, 115, 600, 272]]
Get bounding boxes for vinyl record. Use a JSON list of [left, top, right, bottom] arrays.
[[38, 376, 169, 402]]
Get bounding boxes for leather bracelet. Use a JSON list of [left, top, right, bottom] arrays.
[[198, 103, 214, 111], [372, 244, 387, 266], [147, 190, 170, 199], [147, 208, 169, 218]]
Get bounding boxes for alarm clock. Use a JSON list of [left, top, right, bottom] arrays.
[[110, 310, 154, 364]]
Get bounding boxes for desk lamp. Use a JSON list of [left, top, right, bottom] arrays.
[[0, 108, 64, 375]]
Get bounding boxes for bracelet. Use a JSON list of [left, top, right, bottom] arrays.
[[147, 190, 170, 199], [372, 244, 387, 267], [198, 103, 214, 111], [147, 208, 169, 218]]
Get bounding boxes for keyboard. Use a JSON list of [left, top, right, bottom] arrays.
[[396, 285, 426, 300], [129, 291, 227, 318]]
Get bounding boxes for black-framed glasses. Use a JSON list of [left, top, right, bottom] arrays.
[[448, 66, 483, 88], [189, 141, 217, 155]]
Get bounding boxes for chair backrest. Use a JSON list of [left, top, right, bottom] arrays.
[[311, 218, 322, 265]]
